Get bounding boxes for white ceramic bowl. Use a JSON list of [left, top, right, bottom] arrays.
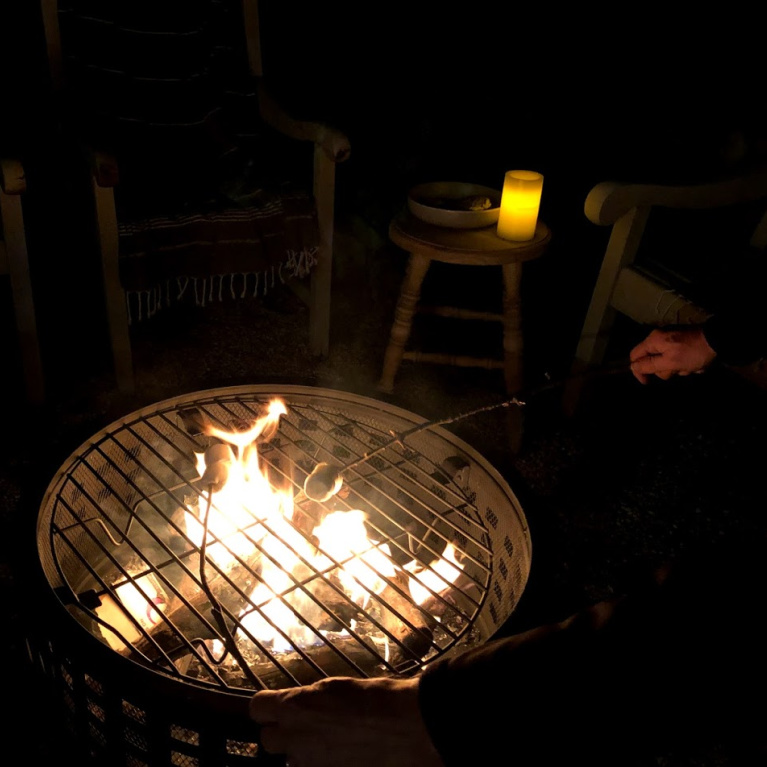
[[407, 182, 501, 229]]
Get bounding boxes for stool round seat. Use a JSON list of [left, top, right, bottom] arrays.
[[389, 213, 550, 266]]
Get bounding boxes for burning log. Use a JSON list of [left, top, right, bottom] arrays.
[[377, 572, 435, 660], [124, 584, 243, 661], [109, 538, 263, 660], [126, 558, 363, 664]]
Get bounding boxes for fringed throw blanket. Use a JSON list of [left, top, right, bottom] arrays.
[[119, 191, 320, 322]]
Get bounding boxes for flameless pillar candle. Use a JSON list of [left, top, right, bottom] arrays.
[[497, 170, 544, 241]]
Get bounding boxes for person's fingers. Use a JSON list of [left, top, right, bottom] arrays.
[[630, 354, 655, 384], [249, 690, 287, 723], [630, 354, 661, 372], [629, 329, 670, 361], [630, 354, 666, 381], [630, 365, 650, 384], [630, 353, 684, 382], [630, 341, 659, 362]]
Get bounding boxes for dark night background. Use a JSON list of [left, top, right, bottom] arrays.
[[3, 3, 765, 397], [2, 4, 767, 766]]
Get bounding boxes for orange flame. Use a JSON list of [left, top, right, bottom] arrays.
[[185, 398, 463, 653]]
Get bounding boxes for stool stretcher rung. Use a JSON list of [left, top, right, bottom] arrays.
[[417, 305, 504, 323], [402, 351, 505, 370]]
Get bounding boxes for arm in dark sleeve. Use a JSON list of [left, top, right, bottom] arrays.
[[418, 535, 767, 767], [702, 246, 767, 365], [703, 311, 767, 365]]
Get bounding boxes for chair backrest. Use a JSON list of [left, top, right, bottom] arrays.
[[40, 0, 316, 213], [563, 161, 767, 414], [41, 1, 267, 177], [41, 0, 264, 98]]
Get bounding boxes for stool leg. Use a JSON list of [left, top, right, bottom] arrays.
[[502, 263, 524, 453], [378, 253, 431, 393], [501, 263, 524, 396]]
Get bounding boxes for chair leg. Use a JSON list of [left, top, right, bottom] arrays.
[[1, 190, 45, 404], [93, 182, 135, 395], [309, 146, 335, 357]]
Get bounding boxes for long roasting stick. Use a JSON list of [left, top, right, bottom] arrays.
[[304, 361, 632, 501]]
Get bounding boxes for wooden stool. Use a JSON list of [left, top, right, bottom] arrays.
[[379, 210, 551, 399]]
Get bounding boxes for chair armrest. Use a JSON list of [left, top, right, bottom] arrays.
[[257, 82, 351, 163], [59, 136, 121, 188], [82, 145, 120, 188], [0, 158, 26, 195], [585, 163, 767, 226]]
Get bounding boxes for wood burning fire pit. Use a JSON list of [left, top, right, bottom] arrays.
[[27, 385, 531, 765]]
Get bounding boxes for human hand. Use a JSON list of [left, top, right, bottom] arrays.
[[629, 327, 717, 384], [249, 676, 444, 767]]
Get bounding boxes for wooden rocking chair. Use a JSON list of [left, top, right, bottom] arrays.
[[40, 0, 351, 394]]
